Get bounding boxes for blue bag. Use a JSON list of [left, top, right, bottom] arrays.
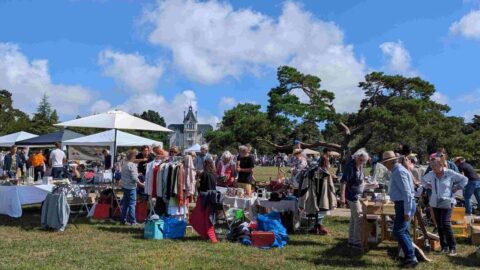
[[144, 217, 187, 240], [257, 212, 288, 248], [162, 217, 187, 239], [144, 219, 165, 240]]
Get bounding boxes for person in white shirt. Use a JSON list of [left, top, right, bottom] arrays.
[[49, 142, 66, 179]]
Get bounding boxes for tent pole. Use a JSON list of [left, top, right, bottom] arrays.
[[111, 128, 118, 219]]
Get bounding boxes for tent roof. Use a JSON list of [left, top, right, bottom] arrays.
[[16, 130, 84, 146], [0, 131, 38, 147], [55, 110, 173, 132], [63, 129, 163, 147]]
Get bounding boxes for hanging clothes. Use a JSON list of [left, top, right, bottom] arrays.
[[298, 166, 337, 214], [145, 160, 162, 196], [184, 155, 197, 196]]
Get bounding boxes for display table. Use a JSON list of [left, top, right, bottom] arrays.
[[223, 195, 257, 219], [0, 184, 54, 218], [359, 199, 395, 252]]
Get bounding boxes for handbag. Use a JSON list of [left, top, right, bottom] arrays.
[[434, 176, 453, 209]]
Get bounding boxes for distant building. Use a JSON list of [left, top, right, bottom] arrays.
[[168, 106, 213, 150]]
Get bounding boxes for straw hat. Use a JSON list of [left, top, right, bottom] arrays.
[[380, 151, 400, 163], [453, 156, 465, 163]]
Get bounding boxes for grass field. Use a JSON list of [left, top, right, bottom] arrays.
[[0, 167, 479, 270]]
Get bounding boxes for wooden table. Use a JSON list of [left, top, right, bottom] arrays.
[[359, 199, 395, 252]]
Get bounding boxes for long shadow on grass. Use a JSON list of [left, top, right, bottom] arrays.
[[448, 252, 480, 267]]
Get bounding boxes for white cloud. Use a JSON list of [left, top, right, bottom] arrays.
[[90, 99, 112, 114], [98, 49, 163, 93], [116, 90, 219, 128], [457, 88, 480, 104], [379, 41, 416, 76], [219, 97, 237, 109], [141, 0, 366, 112], [431, 92, 449, 105], [450, 10, 480, 40], [0, 42, 94, 117]]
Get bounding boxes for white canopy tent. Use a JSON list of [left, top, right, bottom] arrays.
[[302, 148, 320, 155], [55, 110, 173, 165], [0, 131, 37, 147], [184, 143, 201, 154], [63, 129, 163, 149]]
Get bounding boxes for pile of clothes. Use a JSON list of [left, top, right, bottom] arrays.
[[227, 221, 252, 245]]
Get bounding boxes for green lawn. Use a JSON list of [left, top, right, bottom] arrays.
[[0, 167, 479, 270]]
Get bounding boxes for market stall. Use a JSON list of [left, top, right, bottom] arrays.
[[15, 129, 84, 147], [0, 131, 37, 147]]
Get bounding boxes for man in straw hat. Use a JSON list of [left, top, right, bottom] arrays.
[[381, 150, 418, 268]]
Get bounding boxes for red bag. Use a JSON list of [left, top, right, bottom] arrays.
[[251, 231, 275, 248], [93, 203, 110, 220], [135, 200, 148, 222]]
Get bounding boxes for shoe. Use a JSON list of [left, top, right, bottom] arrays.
[[448, 248, 457, 257], [130, 222, 140, 227], [441, 247, 449, 254], [347, 243, 362, 250], [317, 225, 329, 235], [402, 260, 418, 268]]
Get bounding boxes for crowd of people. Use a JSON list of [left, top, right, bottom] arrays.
[[341, 146, 479, 268]]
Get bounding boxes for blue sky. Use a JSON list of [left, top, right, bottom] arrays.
[[1, 0, 479, 126]]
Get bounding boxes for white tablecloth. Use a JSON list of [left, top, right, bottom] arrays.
[[0, 184, 54, 218]]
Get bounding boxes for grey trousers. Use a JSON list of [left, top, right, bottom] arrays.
[[348, 200, 363, 245]]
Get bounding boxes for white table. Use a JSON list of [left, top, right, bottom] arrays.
[[0, 184, 54, 218]]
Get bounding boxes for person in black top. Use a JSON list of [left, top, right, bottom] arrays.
[[199, 158, 217, 192], [103, 149, 112, 170], [236, 145, 255, 196], [134, 145, 156, 176], [455, 157, 480, 215]]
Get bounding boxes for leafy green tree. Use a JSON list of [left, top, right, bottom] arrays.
[[267, 66, 338, 123], [30, 93, 58, 134], [205, 103, 280, 154], [133, 110, 169, 148], [323, 72, 467, 161], [289, 120, 322, 144], [0, 89, 30, 135]]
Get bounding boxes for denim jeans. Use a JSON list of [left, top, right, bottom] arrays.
[[393, 201, 417, 263], [432, 207, 456, 250], [121, 188, 137, 224], [464, 181, 480, 215], [51, 167, 63, 179]]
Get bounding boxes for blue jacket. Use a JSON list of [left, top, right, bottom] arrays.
[[3, 153, 26, 172], [389, 164, 416, 217]]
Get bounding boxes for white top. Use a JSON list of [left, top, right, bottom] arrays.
[[49, 149, 66, 168]]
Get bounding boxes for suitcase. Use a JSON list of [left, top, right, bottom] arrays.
[[251, 231, 275, 248]]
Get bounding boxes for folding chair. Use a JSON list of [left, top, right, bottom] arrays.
[[451, 207, 469, 238]]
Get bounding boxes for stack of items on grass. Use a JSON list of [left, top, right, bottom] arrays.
[[227, 211, 289, 249]]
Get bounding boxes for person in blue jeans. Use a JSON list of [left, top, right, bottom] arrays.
[[455, 157, 480, 215], [382, 151, 418, 268], [121, 150, 145, 225]]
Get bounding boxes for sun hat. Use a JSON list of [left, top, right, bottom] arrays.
[[380, 151, 400, 163], [292, 149, 303, 156]]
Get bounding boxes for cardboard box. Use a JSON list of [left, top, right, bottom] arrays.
[[471, 225, 480, 245]]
